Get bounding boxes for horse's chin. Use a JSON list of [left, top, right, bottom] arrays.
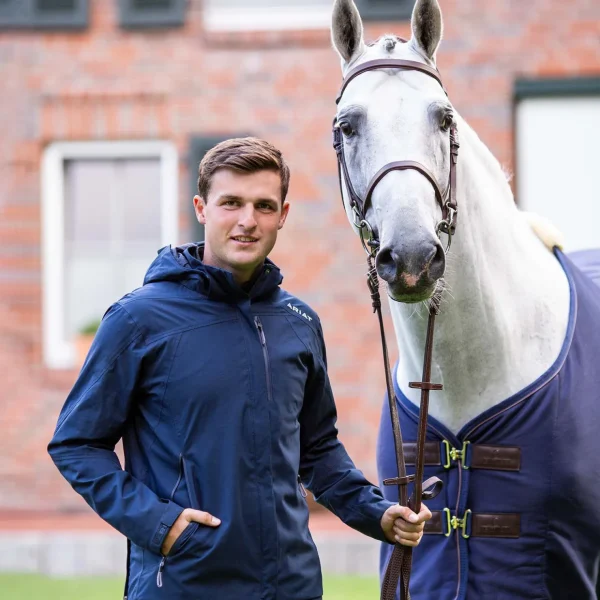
[[385, 281, 439, 304]]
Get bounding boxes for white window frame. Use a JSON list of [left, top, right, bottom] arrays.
[[41, 140, 178, 369], [203, 1, 331, 32]]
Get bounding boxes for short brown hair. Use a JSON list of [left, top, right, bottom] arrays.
[[197, 137, 290, 203]]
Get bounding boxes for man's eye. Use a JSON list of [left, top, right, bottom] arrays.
[[258, 204, 274, 211]]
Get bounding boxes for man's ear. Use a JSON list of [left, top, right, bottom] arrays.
[[278, 201, 290, 230], [193, 195, 207, 225]]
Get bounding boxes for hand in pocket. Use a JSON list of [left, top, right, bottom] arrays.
[[162, 508, 221, 556]]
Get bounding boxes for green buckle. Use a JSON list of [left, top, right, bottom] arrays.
[[442, 440, 471, 469], [443, 508, 452, 537], [449, 509, 472, 539]]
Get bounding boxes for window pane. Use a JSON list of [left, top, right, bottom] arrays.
[[516, 96, 600, 252], [120, 158, 162, 243], [64, 160, 112, 245], [63, 157, 163, 339], [203, 0, 331, 31]]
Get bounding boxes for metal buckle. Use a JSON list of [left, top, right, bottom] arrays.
[[442, 440, 470, 469], [461, 441, 471, 470], [450, 509, 472, 539], [436, 217, 453, 253], [359, 219, 378, 258], [442, 440, 452, 469], [443, 508, 452, 537]]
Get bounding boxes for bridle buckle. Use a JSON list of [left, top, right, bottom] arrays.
[[359, 219, 379, 258]]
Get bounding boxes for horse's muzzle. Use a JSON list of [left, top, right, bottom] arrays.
[[376, 241, 445, 301]]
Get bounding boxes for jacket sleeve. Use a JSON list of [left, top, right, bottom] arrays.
[[48, 303, 184, 555], [298, 320, 394, 543]]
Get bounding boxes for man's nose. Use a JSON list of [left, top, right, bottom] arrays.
[[238, 206, 257, 229]]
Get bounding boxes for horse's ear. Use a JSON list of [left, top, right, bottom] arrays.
[[331, 0, 365, 66], [410, 0, 444, 63]]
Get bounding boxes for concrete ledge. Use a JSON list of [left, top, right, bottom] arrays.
[[0, 530, 380, 578]]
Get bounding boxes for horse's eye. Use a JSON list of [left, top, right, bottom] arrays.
[[339, 121, 354, 137], [441, 114, 454, 131]]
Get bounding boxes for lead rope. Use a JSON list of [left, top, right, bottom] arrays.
[[366, 256, 443, 600]]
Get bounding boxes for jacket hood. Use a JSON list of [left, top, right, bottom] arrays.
[[143, 243, 283, 302]]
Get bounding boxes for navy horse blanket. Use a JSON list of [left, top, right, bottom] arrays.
[[377, 249, 600, 600]]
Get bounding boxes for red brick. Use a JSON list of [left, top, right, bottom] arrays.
[[0, 0, 599, 513]]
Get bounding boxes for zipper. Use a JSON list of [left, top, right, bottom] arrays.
[[156, 454, 185, 588], [298, 475, 308, 499], [254, 317, 273, 403], [170, 454, 184, 501], [156, 556, 165, 588]]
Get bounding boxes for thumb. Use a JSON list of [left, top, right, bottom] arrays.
[[186, 509, 221, 527], [387, 504, 419, 524]]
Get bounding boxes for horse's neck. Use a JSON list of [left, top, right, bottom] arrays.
[[392, 117, 571, 434]]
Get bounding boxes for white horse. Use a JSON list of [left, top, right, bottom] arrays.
[[330, 0, 570, 433], [331, 1, 600, 598]]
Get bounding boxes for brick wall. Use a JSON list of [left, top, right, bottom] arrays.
[[0, 0, 598, 512]]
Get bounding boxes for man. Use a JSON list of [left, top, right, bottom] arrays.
[[48, 138, 431, 600]]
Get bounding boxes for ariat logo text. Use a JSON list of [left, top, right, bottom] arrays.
[[287, 303, 313, 322]]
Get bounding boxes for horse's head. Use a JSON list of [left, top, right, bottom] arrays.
[[332, 0, 452, 303]]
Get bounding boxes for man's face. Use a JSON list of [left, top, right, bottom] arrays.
[[194, 168, 290, 284]]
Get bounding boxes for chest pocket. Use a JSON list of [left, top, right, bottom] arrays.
[[255, 314, 312, 423]]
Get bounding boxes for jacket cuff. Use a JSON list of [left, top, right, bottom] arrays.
[[365, 500, 396, 544], [148, 500, 185, 555]]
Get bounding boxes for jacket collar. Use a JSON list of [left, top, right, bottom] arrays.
[[144, 242, 283, 303]]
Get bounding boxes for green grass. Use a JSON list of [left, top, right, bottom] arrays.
[[0, 573, 380, 599]]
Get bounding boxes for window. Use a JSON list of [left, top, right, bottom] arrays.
[[0, 0, 88, 29], [118, 0, 186, 29], [42, 141, 178, 369], [355, 0, 414, 22], [203, 0, 331, 32], [515, 77, 600, 252]]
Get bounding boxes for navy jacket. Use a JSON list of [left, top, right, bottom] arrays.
[[48, 244, 392, 600], [377, 250, 600, 599]]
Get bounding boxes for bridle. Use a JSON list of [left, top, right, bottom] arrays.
[[332, 52, 460, 600], [333, 57, 459, 256]]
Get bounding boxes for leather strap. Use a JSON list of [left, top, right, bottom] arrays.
[[400, 442, 441, 466], [366, 258, 443, 600], [365, 161, 446, 215], [470, 445, 521, 471], [336, 58, 446, 104], [400, 441, 521, 471], [425, 511, 521, 538]]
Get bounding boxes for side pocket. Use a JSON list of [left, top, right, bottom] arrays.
[[167, 521, 200, 557]]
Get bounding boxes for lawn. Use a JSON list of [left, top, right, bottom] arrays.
[[0, 573, 380, 599]]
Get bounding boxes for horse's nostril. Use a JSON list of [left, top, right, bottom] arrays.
[[429, 243, 446, 279], [375, 247, 397, 282], [377, 248, 394, 268]]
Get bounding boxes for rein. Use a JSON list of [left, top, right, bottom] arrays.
[[332, 55, 460, 600]]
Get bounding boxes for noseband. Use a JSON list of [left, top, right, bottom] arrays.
[[332, 55, 461, 600], [333, 58, 460, 255]]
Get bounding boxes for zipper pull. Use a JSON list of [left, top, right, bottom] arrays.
[[298, 475, 308, 499], [255, 317, 266, 346], [156, 556, 166, 588]]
